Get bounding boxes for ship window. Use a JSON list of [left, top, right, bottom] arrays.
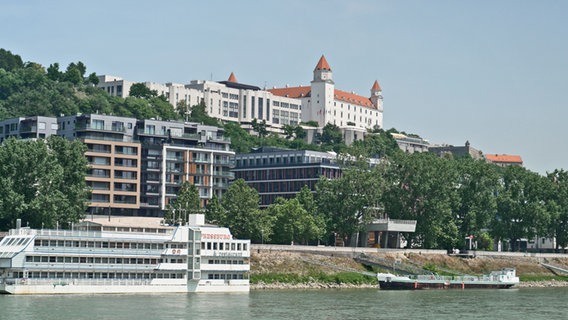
[[57, 240, 64, 247], [207, 242, 211, 250], [49, 257, 56, 263], [237, 243, 241, 251], [34, 239, 41, 246], [219, 243, 224, 250], [231, 243, 235, 251], [57, 257, 64, 263], [213, 243, 218, 250], [65, 257, 71, 263], [50, 240, 57, 247], [26, 256, 33, 262], [243, 244, 247, 251]]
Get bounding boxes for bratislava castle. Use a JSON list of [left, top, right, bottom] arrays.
[[269, 55, 383, 130], [97, 55, 383, 133]]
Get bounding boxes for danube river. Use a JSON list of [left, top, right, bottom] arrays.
[[1, 288, 567, 319]]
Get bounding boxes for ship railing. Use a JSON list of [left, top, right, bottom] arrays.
[[413, 275, 480, 282]]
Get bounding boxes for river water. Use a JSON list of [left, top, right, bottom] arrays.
[[1, 288, 566, 320]]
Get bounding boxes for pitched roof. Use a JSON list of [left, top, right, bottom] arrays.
[[371, 80, 381, 91], [227, 72, 238, 83], [268, 86, 311, 98], [334, 89, 374, 108], [314, 55, 331, 71], [269, 86, 375, 109], [485, 154, 523, 164]]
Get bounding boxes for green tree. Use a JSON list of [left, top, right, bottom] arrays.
[[129, 83, 157, 99], [0, 137, 89, 230], [220, 179, 270, 241], [382, 152, 460, 249], [64, 63, 83, 85], [165, 181, 201, 225], [316, 161, 387, 246], [205, 195, 225, 225], [223, 121, 256, 153], [492, 166, 552, 251], [320, 123, 343, 145], [47, 63, 63, 81], [189, 101, 220, 126], [269, 198, 321, 245], [453, 157, 500, 245], [0, 49, 24, 71], [282, 124, 295, 139], [87, 72, 99, 86], [251, 118, 268, 139], [547, 169, 568, 251], [296, 185, 326, 242]]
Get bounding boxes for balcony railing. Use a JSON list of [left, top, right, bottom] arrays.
[[76, 124, 126, 133]]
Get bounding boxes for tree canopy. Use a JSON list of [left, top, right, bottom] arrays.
[[0, 136, 89, 230]]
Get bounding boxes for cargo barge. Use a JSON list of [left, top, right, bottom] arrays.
[[377, 268, 519, 290]]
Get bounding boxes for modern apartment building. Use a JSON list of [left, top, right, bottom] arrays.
[[58, 114, 142, 215], [135, 118, 234, 217], [0, 116, 59, 142], [232, 147, 342, 207], [0, 113, 234, 217]]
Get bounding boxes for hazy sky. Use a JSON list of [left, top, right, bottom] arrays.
[[2, 0, 567, 174]]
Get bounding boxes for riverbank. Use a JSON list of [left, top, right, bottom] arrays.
[[250, 248, 568, 289]]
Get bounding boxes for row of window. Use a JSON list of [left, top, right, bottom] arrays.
[[26, 255, 163, 265], [33, 239, 181, 249], [207, 274, 246, 280], [202, 242, 247, 251], [13, 271, 184, 280]]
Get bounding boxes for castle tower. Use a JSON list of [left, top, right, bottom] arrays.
[[370, 80, 383, 111], [310, 55, 335, 126]]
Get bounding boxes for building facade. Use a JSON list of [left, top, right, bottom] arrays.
[[268, 55, 384, 131], [1, 114, 234, 217], [0, 116, 59, 142], [232, 147, 342, 207]]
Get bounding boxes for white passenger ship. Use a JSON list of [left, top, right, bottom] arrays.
[[0, 214, 250, 294]]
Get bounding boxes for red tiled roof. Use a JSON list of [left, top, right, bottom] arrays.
[[372, 80, 381, 91], [485, 154, 523, 164], [227, 72, 238, 83], [269, 86, 375, 109], [268, 86, 311, 98], [334, 89, 374, 108], [314, 55, 331, 71]]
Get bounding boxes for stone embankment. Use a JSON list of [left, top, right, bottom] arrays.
[[250, 245, 568, 289]]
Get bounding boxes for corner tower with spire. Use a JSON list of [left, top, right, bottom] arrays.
[[370, 80, 383, 112], [310, 55, 335, 126]]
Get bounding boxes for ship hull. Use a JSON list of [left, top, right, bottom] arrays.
[[378, 280, 515, 290]]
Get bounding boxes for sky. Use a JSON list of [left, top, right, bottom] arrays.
[[1, 0, 567, 175]]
